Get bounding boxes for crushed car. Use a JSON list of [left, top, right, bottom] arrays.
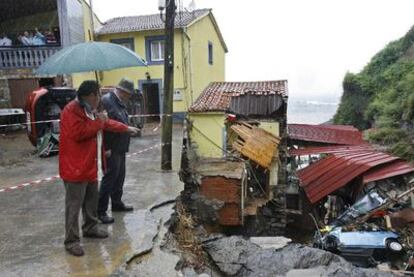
[[313, 184, 414, 269], [315, 225, 403, 267], [26, 87, 76, 157]]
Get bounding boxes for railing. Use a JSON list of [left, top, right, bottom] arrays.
[[0, 46, 61, 69]]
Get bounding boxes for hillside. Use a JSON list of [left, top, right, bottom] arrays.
[[333, 26, 414, 162]]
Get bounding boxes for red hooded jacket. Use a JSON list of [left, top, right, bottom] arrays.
[[59, 100, 128, 183]]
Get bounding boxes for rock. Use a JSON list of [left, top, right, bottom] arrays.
[[285, 267, 326, 277], [203, 236, 395, 277], [250, 236, 292, 249], [182, 267, 198, 277]]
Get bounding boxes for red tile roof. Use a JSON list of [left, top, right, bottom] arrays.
[[189, 81, 288, 113], [288, 124, 365, 145]]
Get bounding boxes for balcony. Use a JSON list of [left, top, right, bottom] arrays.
[[0, 46, 61, 69]]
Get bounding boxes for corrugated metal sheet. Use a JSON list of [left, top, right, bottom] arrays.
[[363, 161, 414, 184], [288, 124, 365, 145], [289, 145, 372, 156], [189, 81, 288, 115], [298, 150, 400, 204]]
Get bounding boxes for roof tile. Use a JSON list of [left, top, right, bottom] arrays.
[[189, 80, 288, 113], [96, 9, 210, 35]]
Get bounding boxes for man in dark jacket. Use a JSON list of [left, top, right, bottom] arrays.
[[59, 80, 138, 257], [98, 78, 138, 224]]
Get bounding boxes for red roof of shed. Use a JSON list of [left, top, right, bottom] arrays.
[[298, 150, 400, 204], [288, 124, 365, 145], [289, 145, 372, 156], [363, 161, 414, 184]]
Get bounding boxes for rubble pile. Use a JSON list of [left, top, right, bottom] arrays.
[[203, 236, 394, 276], [313, 180, 414, 271]]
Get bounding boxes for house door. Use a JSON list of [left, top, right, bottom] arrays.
[[8, 78, 39, 109], [142, 82, 160, 122]]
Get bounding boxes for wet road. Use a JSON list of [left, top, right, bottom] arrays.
[[0, 127, 183, 276]]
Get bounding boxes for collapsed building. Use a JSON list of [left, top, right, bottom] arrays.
[[287, 124, 414, 269], [179, 80, 289, 234], [178, 81, 414, 271]]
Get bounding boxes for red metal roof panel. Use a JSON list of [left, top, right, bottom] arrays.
[[289, 145, 372, 156], [298, 150, 401, 204], [363, 161, 414, 184], [288, 124, 365, 145]]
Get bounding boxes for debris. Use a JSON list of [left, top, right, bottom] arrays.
[[312, 183, 414, 270], [353, 185, 414, 225], [203, 236, 393, 277], [37, 130, 59, 157], [315, 226, 403, 267], [249, 236, 292, 249], [231, 122, 280, 169]]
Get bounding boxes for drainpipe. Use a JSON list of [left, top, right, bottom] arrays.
[[89, 0, 95, 41], [182, 27, 194, 105]]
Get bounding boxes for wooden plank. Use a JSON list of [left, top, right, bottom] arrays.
[[231, 122, 281, 168]]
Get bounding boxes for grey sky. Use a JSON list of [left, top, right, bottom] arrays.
[[93, 0, 414, 101]]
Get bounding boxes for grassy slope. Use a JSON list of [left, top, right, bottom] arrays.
[[333, 26, 414, 162]]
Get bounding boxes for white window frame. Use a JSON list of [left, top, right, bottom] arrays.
[[150, 40, 165, 61]]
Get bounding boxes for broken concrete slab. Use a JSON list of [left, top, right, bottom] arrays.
[[203, 236, 394, 277], [112, 203, 183, 277], [250, 236, 292, 249]]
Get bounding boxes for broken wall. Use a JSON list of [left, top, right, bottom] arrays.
[[187, 112, 226, 158]]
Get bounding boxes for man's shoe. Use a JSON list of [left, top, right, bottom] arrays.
[[98, 213, 115, 224], [112, 203, 134, 212], [66, 245, 84, 257], [84, 229, 109, 239]]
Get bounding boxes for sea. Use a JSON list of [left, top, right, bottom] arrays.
[[287, 98, 339, 124]]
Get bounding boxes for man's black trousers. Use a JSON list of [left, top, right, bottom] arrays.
[[98, 152, 126, 214]]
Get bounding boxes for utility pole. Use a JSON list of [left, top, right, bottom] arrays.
[[161, 0, 176, 170]]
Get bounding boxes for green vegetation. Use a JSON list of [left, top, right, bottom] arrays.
[[333, 26, 414, 162]]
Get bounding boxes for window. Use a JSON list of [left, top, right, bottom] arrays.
[[208, 41, 213, 65], [145, 36, 165, 65], [150, 40, 165, 61], [110, 38, 134, 51]]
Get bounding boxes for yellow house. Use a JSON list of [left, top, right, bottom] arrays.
[[94, 9, 228, 119]]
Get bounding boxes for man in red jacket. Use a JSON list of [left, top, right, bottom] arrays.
[[59, 80, 138, 256]]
